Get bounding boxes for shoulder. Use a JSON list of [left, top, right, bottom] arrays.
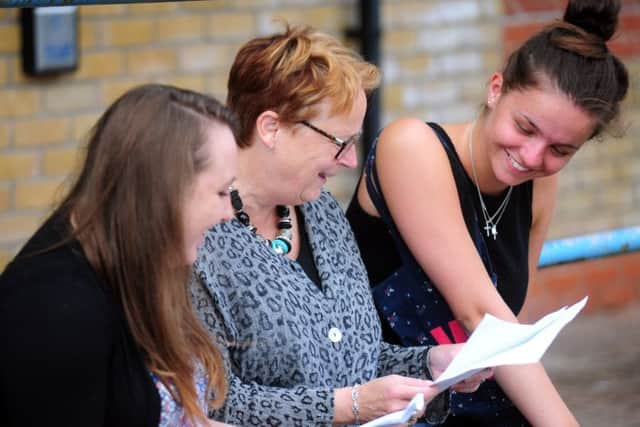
[[377, 117, 438, 151], [0, 242, 115, 358], [2, 242, 112, 312], [306, 190, 349, 227], [304, 190, 361, 254], [310, 189, 343, 213], [374, 119, 457, 187], [375, 118, 450, 170], [196, 220, 252, 267], [2, 221, 110, 310], [303, 190, 352, 235]]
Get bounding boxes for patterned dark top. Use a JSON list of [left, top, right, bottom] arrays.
[[190, 190, 439, 426]]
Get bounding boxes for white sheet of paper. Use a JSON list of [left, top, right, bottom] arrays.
[[361, 393, 424, 427], [432, 296, 588, 390]]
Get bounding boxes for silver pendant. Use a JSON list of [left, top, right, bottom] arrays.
[[484, 222, 493, 237], [491, 224, 498, 240]]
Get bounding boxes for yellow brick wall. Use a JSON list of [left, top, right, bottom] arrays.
[[0, 1, 356, 270], [1, 1, 639, 272]]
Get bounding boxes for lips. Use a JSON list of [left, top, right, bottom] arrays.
[[506, 150, 530, 172], [319, 170, 337, 180]]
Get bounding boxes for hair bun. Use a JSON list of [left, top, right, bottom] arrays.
[[563, 0, 621, 42]]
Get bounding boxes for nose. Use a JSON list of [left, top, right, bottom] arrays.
[[337, 144, 358, 169], [520, 138, 546, 169]]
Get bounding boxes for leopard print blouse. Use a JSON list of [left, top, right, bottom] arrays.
[[190, 190, 440, 426]]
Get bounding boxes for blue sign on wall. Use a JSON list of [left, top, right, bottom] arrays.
[[21, 6, 78, 75]]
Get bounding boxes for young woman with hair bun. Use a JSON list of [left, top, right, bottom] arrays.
[[347, 1, 629, 425]]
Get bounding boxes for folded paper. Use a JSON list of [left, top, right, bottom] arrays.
[[433, 296, 588, 390]]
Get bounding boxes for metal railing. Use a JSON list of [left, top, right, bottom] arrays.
[[539, 226, 640, 267]]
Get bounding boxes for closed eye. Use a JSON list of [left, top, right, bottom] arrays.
[[550, 145, 572, 157], [516, 122, 534, 136], [347, 131, 363, 145]]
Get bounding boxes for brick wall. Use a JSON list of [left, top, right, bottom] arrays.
[[380, 0, 502, 124], [504, 0, 640, 239], [0, 1, 356, 269], [1, 0, 640, 284], [521, 251, 640, 322]]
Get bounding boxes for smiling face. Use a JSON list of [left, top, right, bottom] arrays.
[[182, 122, 237, 264], [483, 73, 596, 188], [277, 89, 367, 203]]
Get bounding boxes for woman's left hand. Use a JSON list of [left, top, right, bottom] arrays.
[[427, 343, 493, 393]]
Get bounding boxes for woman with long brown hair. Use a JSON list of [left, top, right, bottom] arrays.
[[0, 84, 237, 427]]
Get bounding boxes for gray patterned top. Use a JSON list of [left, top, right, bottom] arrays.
[[190, 190, 439, 426]]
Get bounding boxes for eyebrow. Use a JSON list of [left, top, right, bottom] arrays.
[[520, 114, 579, 150]]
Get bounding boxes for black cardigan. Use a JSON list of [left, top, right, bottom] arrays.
[[0, 215, 160, 427]]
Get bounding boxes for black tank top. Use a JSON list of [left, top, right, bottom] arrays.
[[346, 122, 533, 315]]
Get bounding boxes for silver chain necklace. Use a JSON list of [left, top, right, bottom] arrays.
[[467, 121, 513, 240]]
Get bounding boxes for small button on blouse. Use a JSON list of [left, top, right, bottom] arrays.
[[328, 327, 343, 343]]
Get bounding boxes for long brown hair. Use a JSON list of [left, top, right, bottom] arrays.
[[227, 23, 380, 147], [501, 0, 628, 138], [56, 84, 237, 423]]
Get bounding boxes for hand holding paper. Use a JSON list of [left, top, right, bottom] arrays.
[[361, 392, 424, 427], [361, 298, 587, 427], [432, 296, 588, 390]]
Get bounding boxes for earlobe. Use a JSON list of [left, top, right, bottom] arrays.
[[256, 110, 280, 150]]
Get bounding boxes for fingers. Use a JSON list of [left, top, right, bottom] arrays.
[[451, 381, 481, 393], [394, 376, 441, 402], [404, 412, 420, 426], [360, 375, 439, 420], [451, 368, 494, 393], [426, 343, 465, 379], [465, 367, 493, 383]]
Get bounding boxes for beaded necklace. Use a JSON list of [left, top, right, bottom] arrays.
[[229, 188, 293, 255]]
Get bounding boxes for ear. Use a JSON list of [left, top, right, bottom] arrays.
[[487, 72, 504, 107], [255, 110, 280, 150]]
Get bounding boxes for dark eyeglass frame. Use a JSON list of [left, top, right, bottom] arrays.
[[300, 120, 361, 160]]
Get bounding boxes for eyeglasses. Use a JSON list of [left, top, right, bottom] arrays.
[[300, 120, 362, 160]]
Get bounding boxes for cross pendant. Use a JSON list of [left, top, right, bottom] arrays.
[[484, 222, 493, 237], [491, 224, 498, 240]]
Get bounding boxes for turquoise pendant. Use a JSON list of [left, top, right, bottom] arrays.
[[270, 237, 291, 255]]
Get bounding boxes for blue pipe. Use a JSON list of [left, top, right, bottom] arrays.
[[538, 226, 640, 267]]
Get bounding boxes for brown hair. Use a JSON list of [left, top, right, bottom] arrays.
[[501, 0, 628, 137], [56, 84, 238, 424], [227, 23, 380, 147]]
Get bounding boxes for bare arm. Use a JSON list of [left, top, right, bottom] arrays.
[[519, 175, 559, 322], [365, 118, 577, 426]]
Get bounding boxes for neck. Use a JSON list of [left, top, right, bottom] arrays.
[[235, 145, 283, 227], [230, 180, 294, 255], [461, 117, 509, 196]]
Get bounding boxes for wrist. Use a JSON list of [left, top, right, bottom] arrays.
[[332, 387, 353, 425], [351, 383, 360, 425], [424, 346, 435, 380]]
